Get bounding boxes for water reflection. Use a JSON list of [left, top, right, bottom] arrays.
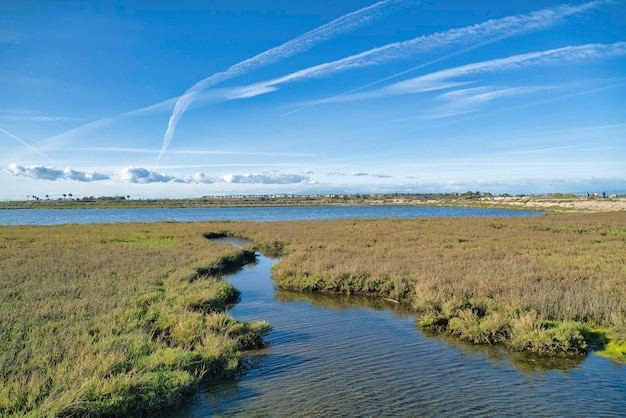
[[421, 329, 586, 373], [275, 289, 410, 317], [278, 288, 588, 373]]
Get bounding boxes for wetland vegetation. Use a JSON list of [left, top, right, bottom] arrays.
[[212, 212, 626, 360], [1, 210, 624, 416], [0, 223, 270, 417]]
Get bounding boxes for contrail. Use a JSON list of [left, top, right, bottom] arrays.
[[379, 42, 626, 96], [157, 0, 415, 162], [280, 0, 609, 115], [0, 127, 54, 161], [296, 42, 626, 103], [37, 0, 607, 155]]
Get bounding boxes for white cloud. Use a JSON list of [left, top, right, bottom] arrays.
[[175, 172, 215, 184], [118, 167, 175, 184], [278, 0, 610, 114], [348, 171, 393, 178], [5, 163, 110, 182], [63, 167, 110, 182], [215, 1, 610, 109], [5, 163, 63, 180], [5, 165, 313, 186], [37, 1, 608, 153], [222, 171, 311, 184]]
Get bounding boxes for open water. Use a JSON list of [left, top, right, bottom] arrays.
[[0, 205, 541, 225]]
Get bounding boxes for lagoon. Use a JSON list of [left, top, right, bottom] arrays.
[[0, 205, 542, 225]]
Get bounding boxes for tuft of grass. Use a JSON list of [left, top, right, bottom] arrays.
[[597, 341, 626, 362], [508, 312, 588, 354], [448, 310, 511, 345]]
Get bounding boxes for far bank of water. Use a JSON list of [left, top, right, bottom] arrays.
[[0, 205, 542, 225], [167, 243, 625, 417]]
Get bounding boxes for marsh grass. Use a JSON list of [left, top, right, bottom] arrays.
[[0, 223, 270, 417], [204, 212, 625, 360], [2, 212, 625, 416]]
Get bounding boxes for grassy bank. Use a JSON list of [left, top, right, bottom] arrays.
[[206, 212, 626, 361], [0, 223, 270, 417]]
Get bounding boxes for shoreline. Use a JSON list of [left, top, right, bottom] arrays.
[[1, 195, 625, 213]]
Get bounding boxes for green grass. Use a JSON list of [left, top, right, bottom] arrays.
[[598, 340, 626, 361], [0, 223, 270, 417]]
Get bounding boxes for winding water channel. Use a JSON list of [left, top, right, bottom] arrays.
[[168, 238, 626, 417]]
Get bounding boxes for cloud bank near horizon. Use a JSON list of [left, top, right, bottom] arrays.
[[223, 172, 312, 184], [5, 164, 624, 196], [5, 163, 313, 185]]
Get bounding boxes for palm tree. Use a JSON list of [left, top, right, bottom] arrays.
[[63, 194, 67, 200]]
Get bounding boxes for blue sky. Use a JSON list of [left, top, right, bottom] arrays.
[[1, 0, 625, 200]]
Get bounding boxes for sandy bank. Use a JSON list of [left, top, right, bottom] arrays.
[[484, 196, 626, 212]]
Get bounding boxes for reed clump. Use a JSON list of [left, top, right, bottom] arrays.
[[0, 222, 270, 417], [203, 212, 625, 360]]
